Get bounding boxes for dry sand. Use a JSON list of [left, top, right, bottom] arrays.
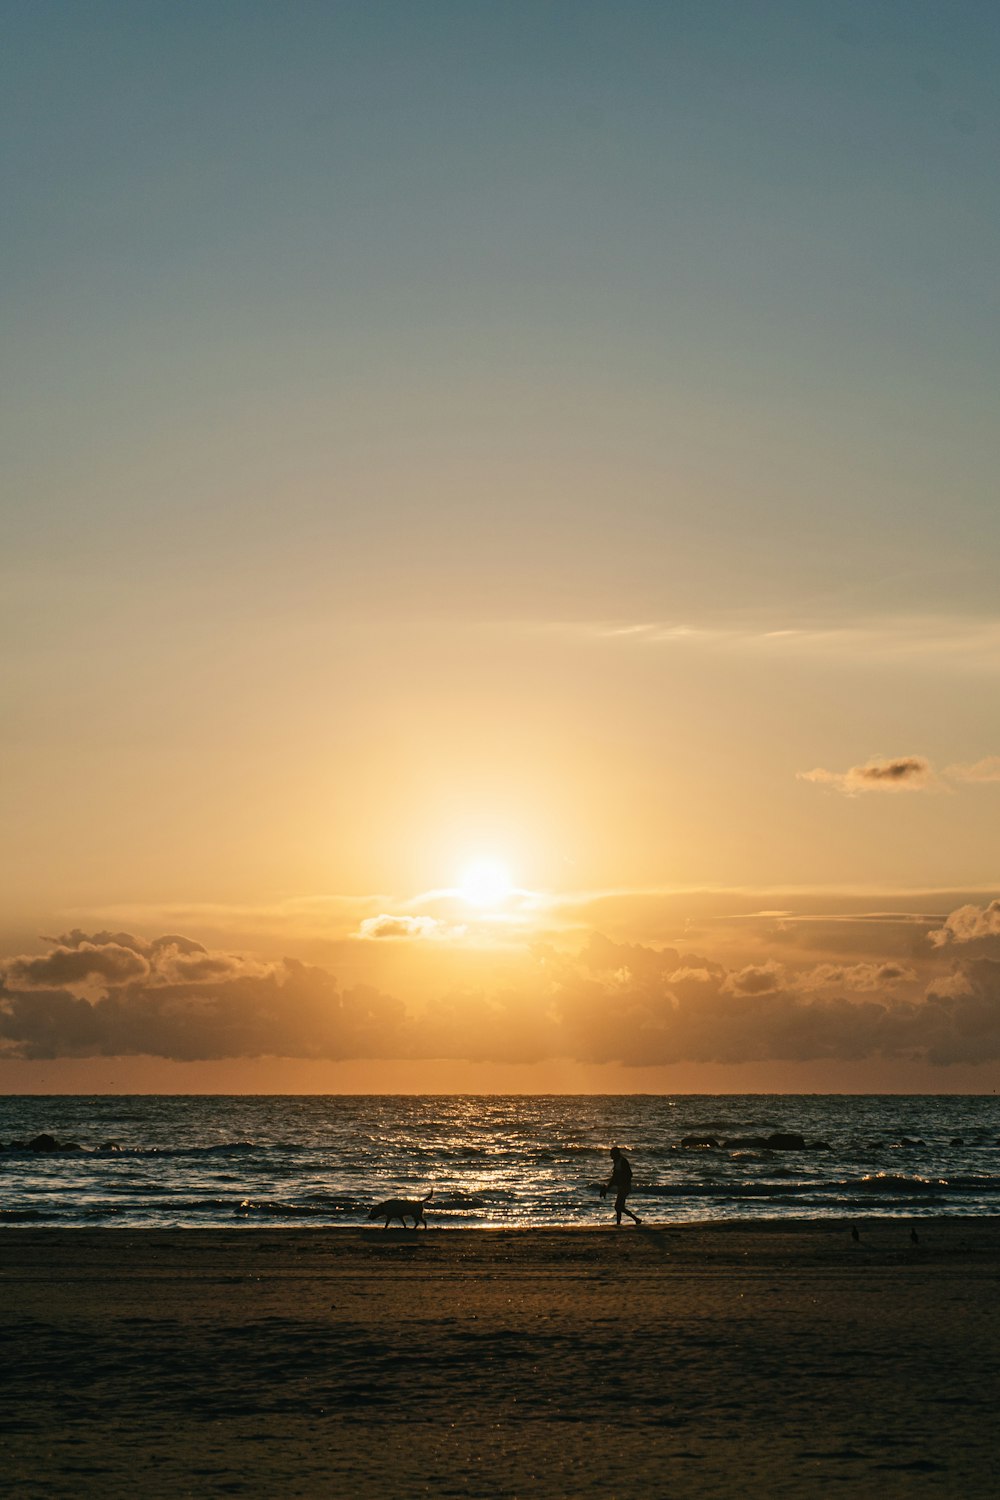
[[3, 1220, 999, 1498]]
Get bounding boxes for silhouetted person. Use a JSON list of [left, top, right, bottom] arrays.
[[851, 1225, 860, 1244], [603, 1145, 641, 1226], [910, 1227, 920, 1245]]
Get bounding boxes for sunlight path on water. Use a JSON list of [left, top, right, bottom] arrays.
[[1, 1094, 998, 1228]]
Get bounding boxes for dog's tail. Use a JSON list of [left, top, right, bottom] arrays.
[[422, 1188, 435, 1203]]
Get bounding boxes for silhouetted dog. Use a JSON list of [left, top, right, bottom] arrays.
[[367, 1189, 433, 1229]]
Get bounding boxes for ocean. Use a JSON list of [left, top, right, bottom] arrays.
[[1, 1094, 998, 1229]]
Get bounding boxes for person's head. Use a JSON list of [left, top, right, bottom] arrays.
[[610, 1146, 620, 1159]]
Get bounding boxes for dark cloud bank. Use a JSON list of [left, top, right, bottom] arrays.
[[2, 916, 1000, 1068]]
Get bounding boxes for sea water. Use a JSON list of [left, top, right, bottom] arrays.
[[1, 1095, 998, 1228]]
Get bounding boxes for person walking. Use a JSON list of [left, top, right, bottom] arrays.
[[603, 1145, 641, 1226]]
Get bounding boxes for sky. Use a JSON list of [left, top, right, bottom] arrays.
[[2, 0, 999, 1092]]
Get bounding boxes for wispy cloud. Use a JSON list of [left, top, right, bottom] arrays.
[[946, 756, 1000, 783], [541, 614, 1000, 670], [798, 756, 935, 795], [799, 754, 1000, 797]]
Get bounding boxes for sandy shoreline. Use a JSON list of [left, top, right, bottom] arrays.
[[4, 1219, 999, 1497]]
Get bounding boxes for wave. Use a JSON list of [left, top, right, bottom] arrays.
[[640, 1174, 1000, 1200], [302, 1191, 367, 1207], [859, 1172, 1000, 1194], [7, 1134, 994, 1162], [66, 1141, 267, 1159], [140, 1196, 248, 1215], [425, 1193, 491, 1209], [235, 1197, 364, 1218]]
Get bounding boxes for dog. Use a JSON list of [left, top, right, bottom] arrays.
[[366, 1189, 434, 1229]]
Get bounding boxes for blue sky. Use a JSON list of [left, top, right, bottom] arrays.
[[5, 0, 998, 620]]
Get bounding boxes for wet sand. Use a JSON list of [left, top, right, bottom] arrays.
[[3, 1220, 999, 1498]]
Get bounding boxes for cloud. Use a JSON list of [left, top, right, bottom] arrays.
[[764, 912, 944, 963], [946, 756, 1000, 783], [152, 948, 269, 984], [43, 929, 209, 957], [0, 935, 407, 1062], [793, 961, 916, 992], [928, 900, 1000, 949], [722, 962, 785, 996], [577, 930, 682, 980], [798, 756, 934, 795], [801, 754, 1000, 797], [545, 951, 1000, 1068], [3, 942, 150, 991], [1, 916, 998, 1067], [926, 970, 974, 1001], [917, 957, 1000, 1065], [357, 914, 463, 941], [664, 966, 719, 1001], [2, 932, 266, 994]]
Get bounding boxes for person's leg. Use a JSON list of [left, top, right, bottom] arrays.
[[620, 1193, 641, 1225]]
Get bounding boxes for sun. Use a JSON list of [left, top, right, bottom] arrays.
[[457, 857, 514, 908]]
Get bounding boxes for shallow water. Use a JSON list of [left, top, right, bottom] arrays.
[[1, 1094, 998, 1228]]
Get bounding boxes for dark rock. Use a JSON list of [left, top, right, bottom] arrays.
[[100, 1140, 122, 1151], [809, 1140, 833, 1151], [681, 1135, 719, 1149], [950, 1137, 965, 1147], [28, 1133, 60, 1152], [716, 1131, 808, 1151], [764, 1132, 807, 1151], [899, 1137, 926, 1147]]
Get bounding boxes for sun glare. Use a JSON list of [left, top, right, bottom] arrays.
[[457, 858, 513, 907]]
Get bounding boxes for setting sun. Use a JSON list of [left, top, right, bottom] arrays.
[[457, 858, 514, 908]]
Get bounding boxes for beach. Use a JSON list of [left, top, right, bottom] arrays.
[[3, 1220, 998, 1498]]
